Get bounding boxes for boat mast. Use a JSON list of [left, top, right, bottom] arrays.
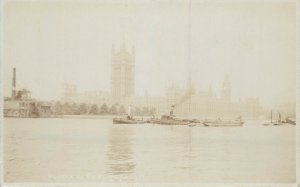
[[187, 0, 192, 116], [271, 110, 272, 123], [188, 0, 192, 179]]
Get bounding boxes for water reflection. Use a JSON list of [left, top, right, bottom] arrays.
[[106, 125, 135, 176], [164, 126, 194, 181], [4, 118, 295, 182]]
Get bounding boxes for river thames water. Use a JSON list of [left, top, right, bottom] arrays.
[[3, 118, 296, 183]]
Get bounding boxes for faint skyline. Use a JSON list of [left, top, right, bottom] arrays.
[[3, 0, 296, 109]]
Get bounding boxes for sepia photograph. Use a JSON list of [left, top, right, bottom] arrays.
[[1, 0, 298, 186]]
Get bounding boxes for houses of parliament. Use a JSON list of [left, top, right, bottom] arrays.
[[62, 42, 262, 118]]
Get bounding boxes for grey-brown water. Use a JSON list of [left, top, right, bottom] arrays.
[[4, 118, 295, 183]]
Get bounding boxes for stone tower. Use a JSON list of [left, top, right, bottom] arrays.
[[111, 42, 135, 101], [221, 74, 231, 101]]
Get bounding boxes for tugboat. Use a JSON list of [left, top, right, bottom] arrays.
[[150, 105, 191, 126], [150, 115, 190, 125], [113, 106, 146, 124]]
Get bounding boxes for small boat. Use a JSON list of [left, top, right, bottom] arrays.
[[190, 119, 201, 123], [285, 117, 296, 125], [113, 117, 146, 124], [203, 116, 243, 127], [272, 122, 284, 126], [113, 105, 146, 124], [263, 110, 289, 126], [273, 112, 284, 125], [203, 121, 243, 127]]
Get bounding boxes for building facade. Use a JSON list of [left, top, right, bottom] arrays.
[[58, 46, 263, 118], [171, 76, 262, 118]]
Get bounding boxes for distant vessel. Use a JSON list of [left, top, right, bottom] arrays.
[[113, 117, 146, 124], [285, 117, 296, 125], [188, 123, 197, 127], [272, 112, 284, 125], [113, 105, 147, 124], [263, 110, 288, 126], [203, 116, 244, 127]]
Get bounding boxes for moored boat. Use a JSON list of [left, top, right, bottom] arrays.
[[113, 105, 147, 124], [203, 121, 243, 127], [285, 117, 296, 125], [113, 117, 146, 124], [203, 117, 243, 127], [263, 110, 291, 126]]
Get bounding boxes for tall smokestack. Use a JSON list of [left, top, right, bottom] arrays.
[[12, 68, 16, 99]]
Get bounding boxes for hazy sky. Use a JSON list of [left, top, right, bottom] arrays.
[[3, 0, 296, 108]]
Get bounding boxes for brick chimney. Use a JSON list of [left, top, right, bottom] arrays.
[[12, 68, 16, 100]]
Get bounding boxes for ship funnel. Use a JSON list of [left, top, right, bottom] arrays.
[[12, 68, 16, 100], [170, 105, 175, 116]]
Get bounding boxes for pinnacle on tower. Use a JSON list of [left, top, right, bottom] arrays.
[[132, 45, 135, 54], [121, 39, 126, 52], [224, 73, 230, 85], [221, 74, 231, 101]]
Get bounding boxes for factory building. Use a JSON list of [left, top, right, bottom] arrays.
[[4, 68, 52, 118]]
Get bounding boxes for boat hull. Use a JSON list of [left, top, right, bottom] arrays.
[[150, 119, 190, 125], [286, 119, 296, 125], [113, 118, 146, 124], [203, 121, 243, 127]]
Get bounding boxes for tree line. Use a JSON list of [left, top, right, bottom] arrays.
[[52, 102, 156, 116]]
